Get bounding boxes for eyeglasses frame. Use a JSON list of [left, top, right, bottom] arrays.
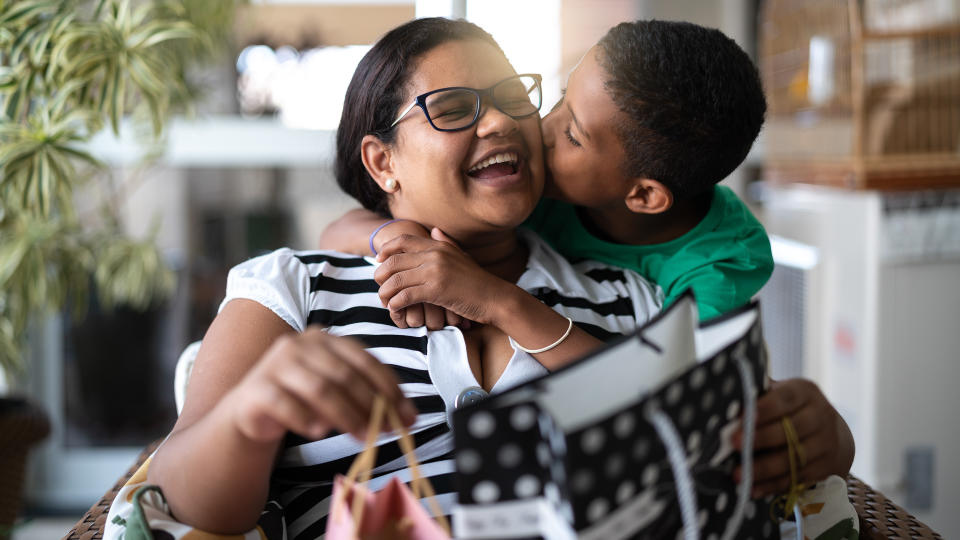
[[389, 73, 543, 132]]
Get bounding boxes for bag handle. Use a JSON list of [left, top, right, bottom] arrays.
[[645, 351, 761, 540], [335, 396, 452, 536]]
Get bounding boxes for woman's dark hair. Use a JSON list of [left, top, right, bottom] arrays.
[[596, 20, 767, 200], [335, 17, 506, 216]]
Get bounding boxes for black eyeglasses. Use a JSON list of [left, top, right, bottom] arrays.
[[390, 73, 543, 132]]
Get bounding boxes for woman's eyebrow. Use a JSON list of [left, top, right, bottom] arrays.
[[567, 101, 591, 141]]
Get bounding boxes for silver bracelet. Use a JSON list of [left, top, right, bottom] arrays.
[[515, 317, 574, 354]]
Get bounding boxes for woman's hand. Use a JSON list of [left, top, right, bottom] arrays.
[[375, 228, 513, 327], [734, 378, 855, 497], [223, 326, 418, 443]]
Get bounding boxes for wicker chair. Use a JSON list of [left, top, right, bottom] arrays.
[[63, 440, 941, 540], [1, 398, 51, 540]]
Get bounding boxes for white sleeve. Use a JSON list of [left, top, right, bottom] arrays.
[[218, 248, 313, 333], [626, 273, 666, 327]]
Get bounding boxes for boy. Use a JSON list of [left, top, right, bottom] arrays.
[[323, 20, 772, 322]]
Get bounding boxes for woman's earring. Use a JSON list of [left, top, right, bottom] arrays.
[[385, 178, 399, 192]]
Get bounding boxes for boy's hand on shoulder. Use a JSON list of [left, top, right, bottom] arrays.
[[734, 378, 855, 497]]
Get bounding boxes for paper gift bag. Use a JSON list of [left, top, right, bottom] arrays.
[[327, 397, 451, 540], [453, 293, 780, 539]]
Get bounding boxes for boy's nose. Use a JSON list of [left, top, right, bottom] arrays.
[[541, 110, 558, 147]]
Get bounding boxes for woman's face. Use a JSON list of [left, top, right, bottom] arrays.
[[384, 40, 544, 242], [541, 46, 632, 208]]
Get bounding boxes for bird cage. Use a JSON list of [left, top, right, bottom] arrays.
[[760, 0, 960, 189]]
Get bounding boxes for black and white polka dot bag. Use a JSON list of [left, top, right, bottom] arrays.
[[452, 294, 779, 539]]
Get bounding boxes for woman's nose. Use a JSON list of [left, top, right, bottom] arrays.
[[474, 102, 519, 138]]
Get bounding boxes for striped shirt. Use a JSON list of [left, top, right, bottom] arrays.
[[220, 229, 663, 539]]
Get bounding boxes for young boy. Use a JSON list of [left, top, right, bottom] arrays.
[[322, 20, 772, 322], [532, 19, 771, 321]]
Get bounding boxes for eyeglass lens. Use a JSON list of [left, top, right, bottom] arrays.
[[424, 75, 541, 130]]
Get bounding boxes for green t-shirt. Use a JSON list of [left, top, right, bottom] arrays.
[[525, 186, 773, 320]]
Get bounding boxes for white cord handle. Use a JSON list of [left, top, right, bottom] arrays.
[[647, 404, 700, 540], [720, 354, 758, 540]]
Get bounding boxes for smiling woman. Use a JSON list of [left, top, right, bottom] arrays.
[[102, 17, 662, 540]]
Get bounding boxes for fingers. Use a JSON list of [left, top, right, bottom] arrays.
[[445, 309, 464, 329], [374, 252, 422, 285], [423, 303, 446, 330], [317, 331, 418, 425], [754, 379, 818, 426], [235, 330, 417, 443], [274, 353, 372, 438], [747, 454, 834, 497], [430, 227, 460, 248], [404, 304, 426, 328], [379, 270, 428, 311], [377, 234, 443, 261], [751, 400, 823, 451]]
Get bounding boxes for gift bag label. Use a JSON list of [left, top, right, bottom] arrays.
[[453, 294, 779, 539]]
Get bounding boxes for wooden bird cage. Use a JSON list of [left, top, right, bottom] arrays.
[[760, 0, 960, 189]]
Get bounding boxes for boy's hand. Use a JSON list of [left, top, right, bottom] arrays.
[[224, 327, 417, 443], [374, 223, 464, 330], [375, 228, 511, 326], [733, 378, 855, 497]]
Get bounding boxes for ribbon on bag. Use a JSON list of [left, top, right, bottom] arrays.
[[326, 396, 452, 540]]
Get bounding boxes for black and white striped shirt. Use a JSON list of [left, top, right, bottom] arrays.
[[220, 230, 663, 539]]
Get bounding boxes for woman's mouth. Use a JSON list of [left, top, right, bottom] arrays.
[[466, 151, 520, 179]]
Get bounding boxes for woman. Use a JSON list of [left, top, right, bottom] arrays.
[[105, 17, 661, 539]]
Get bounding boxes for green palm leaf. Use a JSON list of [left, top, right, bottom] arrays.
[[0, 0, 244, 372]]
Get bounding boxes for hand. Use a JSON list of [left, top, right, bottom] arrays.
[[375, 225, 465, 331], [734, 378, 855, 497], [375, 228, 511, 327], [223, 327, 418, 443]]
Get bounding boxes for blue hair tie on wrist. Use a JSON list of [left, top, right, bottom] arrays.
[[369, 219, 406, 256]]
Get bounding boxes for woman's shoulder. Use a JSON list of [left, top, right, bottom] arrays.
[[520, 231, 656, 292], [520, 230, 663, 310], [230, 248, 375, 279]]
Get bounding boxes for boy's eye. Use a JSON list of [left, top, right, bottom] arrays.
[[564, 126, 582, 148]]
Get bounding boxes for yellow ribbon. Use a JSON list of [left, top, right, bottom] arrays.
[[771, 416, 807, 522]]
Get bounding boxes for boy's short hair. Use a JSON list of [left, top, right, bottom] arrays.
[[596, 20, 766, 200]]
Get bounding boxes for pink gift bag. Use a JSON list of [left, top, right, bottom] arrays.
[[326, 397, 451, 540]]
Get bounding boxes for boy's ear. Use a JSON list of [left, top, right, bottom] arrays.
[[624, 178, 673, 214], [360, 134, 397, 191]]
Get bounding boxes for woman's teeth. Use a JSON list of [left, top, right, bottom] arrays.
[[467, 152, 519, 174]]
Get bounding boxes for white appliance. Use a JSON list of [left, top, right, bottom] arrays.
[[758, 183, 960, 537]]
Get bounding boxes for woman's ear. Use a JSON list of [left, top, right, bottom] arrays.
[[624, 178, 674, 214], [360, 134, 398, 192]]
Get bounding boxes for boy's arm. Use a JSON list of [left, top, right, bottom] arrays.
[[318, 208, 430, 255]]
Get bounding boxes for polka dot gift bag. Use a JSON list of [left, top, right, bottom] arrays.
[[452, 293, 781, 539]]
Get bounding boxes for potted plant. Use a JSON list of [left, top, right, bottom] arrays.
[[0, 0, 240, 535]]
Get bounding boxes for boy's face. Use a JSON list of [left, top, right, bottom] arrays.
[[541, 46, 632, 208]]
